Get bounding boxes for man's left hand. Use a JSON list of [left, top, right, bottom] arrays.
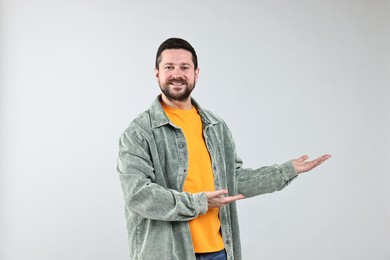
[[292, 154, 331, 174]]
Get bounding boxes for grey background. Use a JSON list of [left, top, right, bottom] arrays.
[[1, 0, 389, 259]]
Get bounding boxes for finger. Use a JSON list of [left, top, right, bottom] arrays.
[[215, 189, 228, 197], [307, 154, 331, 170], [207, 189, 228, 199], [221, 194, 245, 204], [298, 155, 309, 162], [314, 154, 331, 165], [208, 194, 245, 208]]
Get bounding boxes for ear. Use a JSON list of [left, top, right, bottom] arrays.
[[154, 68, 159, 82], [195, 67, 200, 81]]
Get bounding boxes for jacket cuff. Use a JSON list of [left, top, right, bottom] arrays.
[[281, 160, 298, 182], [192, 192, 208, 216]]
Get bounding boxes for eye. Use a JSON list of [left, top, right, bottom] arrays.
[[164, 65, 174, 70], [181, 66, 190, 70]]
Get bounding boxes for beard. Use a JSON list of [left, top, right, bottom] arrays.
[[159, 78, 196, 102]]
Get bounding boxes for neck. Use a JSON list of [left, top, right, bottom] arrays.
[[161, 94, 193, 110]]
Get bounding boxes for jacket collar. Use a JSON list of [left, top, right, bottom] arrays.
[[150, 95, 218, 128]]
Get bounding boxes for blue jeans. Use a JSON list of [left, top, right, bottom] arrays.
[[195, 249, 227, 260]]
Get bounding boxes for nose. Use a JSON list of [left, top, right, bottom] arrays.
[[171, 67, 182, 78]]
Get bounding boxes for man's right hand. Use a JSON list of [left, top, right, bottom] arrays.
[[205, 190, 245, 209]]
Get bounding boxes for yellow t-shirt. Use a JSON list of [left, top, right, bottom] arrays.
[[162, 103, 224, 253]]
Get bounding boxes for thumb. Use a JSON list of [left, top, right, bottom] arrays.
[[207, 189, 228, 199], [298, 155, 309, 162]]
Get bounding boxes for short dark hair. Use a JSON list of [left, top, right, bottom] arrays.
[[155, 38, 198, 70]]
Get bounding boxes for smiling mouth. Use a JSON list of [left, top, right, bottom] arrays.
[[169, 81, 186, 86]]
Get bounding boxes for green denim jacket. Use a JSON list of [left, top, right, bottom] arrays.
[[117, 96, 297, 260]]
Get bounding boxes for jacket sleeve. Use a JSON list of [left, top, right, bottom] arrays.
[[117, 126, 208, 221], [235, 156, 298, 198], [223, 127, 298, 198]]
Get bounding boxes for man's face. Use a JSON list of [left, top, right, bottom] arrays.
[[155, 49, 199, 102]]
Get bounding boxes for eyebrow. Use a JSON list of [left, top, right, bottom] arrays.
[[163, 62, 192, 66]]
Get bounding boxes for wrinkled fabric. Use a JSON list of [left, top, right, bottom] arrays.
[[117, 96, 298, 260]]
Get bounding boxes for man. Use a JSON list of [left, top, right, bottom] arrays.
[[117, 38, 330, 260]]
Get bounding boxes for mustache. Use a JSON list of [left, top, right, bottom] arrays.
[[168, 78, 187, 84]]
